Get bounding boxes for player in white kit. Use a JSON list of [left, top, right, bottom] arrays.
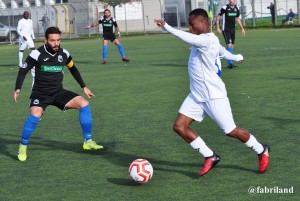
[[155, 8, 269, 176], [17, 11, 36, 78]]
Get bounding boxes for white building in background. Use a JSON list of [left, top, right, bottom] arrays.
[[164, 0, 208, 27], [0, 0, 164, 37]]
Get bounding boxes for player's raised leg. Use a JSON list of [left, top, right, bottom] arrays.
[[173, 113, 220, 177]]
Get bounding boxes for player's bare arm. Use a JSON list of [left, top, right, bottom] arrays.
[[84, 21, 100, 29], [115, 27, 121, 38], [236, 17, 245, 37], [215, 15, 222, 34]]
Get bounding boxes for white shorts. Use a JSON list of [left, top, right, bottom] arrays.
[[19, 36, 35, 50], [178, 93, 236, 134]]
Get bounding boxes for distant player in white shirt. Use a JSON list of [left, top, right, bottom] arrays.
[[155, 8, 269, 177], [17, 11, 36, 78]]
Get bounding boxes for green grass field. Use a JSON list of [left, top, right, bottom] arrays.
[[0, 28, 299, 201]]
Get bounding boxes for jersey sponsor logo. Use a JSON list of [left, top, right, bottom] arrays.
[[33, 99, 39, 105], [103, 24, 113, 27], [40, 65, 64, 72], [228, 13, 237, 16], [58, 55, 63, 62]]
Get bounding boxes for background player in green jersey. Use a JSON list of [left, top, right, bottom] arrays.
[[85, 9, 129, 64], [216, 0, 245, 69]]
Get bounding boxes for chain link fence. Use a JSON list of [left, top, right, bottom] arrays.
[[0, 0, 163, 44], [0, 0, 299, 44], [212, 0, 299, 27]]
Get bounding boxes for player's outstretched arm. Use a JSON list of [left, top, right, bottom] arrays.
[[83, 87, 95, 99], [154, 19, 166, 27], [154, 19, 208, 48], [219, 45, 244, 63], [84, 21, 100, 29]]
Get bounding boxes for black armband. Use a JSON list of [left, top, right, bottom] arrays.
[[69, 66, 86, 88]]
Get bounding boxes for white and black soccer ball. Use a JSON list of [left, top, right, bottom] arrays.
[[128, 159, 153, 183]]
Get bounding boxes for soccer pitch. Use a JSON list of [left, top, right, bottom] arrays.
[[0, 29, 299, 201]]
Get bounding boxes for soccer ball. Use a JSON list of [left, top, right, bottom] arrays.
[[128, 159, 153, 183]]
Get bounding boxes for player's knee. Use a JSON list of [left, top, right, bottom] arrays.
[[227, 127, 249, 139], [79, 98, 89, 108], [173, 122, 185, 135], [30, 110, 43, 119]]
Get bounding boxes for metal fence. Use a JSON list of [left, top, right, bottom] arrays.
[[212, 0, 299, 27], [0, 0, 299, 44], [0, 0, 163, 44]]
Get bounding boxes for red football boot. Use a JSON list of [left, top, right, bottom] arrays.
[[199, 153, 221, 177], [122, 58, 130, 62], [258, 145, 270, 173]]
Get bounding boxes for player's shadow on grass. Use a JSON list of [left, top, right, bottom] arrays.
[[263, 116, 300, 128], [0, 136, 257, 180], [0, 63, 16, 68], [278, 76, 300, 80], [0, 134, 110, 161], [150, 63, 185, 67], [30, 137, 110, 156], [0, 136, 19, 160], [102, 151, 257, 185]]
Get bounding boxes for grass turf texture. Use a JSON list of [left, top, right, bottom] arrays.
[[0, 29, 299, 201]]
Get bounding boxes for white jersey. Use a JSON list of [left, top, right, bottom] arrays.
[[163, 23, 243, 102], [17, 18, 35, 39]]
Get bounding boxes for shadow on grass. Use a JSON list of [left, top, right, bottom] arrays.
[[0, 137, 17, 160], [262, 116, 300, 128], [0, 63, 17, 68], [0, 135, 110, 161], [277, 76, 300, 80], [0, 136, 258, 182], [150, 63, 185, 67]]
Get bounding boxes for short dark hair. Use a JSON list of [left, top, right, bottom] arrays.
[[189, 8, 208, 19], [45, 27, 61, 39], [104, 9, 110, 13]]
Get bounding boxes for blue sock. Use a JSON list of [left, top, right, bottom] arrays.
[[80, 105, 92, 141], [102, 45, 108, 60], [227, 47, 233, 65], [20, 114, 40, 145], [117, 44, 125, 58]]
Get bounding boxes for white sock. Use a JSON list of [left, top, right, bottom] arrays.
[[190, 136, 213, 157], [19, 52, 23, 67], [244, 134, 264, 154]]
